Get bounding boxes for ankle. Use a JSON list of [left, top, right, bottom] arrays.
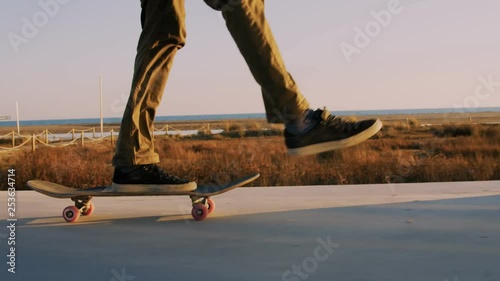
[[285, 109, 316, 135]]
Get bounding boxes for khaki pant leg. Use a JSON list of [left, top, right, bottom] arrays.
[[222, 0, 310, 123], [113, 0, 186, 166]]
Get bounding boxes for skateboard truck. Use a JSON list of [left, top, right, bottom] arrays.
[[72, 196, 92, 210]]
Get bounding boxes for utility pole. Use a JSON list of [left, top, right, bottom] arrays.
[[99, 76, 104, 137]]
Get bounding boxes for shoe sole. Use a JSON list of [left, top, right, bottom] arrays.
[[108, 181, 197, 193], [287, 119, 383, 156]]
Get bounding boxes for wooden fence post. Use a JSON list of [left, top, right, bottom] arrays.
[[11, 131, 15, 147], [92, 127, 96, 138], [32, 134, 36, 152], [110, 129, 114, 146], [72, 129, 75, 141], [81, 131, 85, 147], [45, 129, 49, 143]]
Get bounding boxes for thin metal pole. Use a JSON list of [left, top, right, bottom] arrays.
[[99, 76, 104, 137]]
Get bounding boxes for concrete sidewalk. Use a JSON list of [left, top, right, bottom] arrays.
[[1, 181, 499, 281]]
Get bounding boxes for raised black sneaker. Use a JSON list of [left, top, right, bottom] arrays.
[[111, 164, 196, 192], [285, 108, 382, 155]]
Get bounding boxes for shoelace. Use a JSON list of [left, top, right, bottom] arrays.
[[317, 109, 359, 132], [143, 164, 185, 183]]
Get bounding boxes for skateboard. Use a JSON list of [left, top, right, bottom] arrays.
[[27, 173, 260, 222]]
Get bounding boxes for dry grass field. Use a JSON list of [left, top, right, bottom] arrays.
[[0, 121, 498, 190]]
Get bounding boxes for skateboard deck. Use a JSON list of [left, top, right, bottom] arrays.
[[27, 173, 259, 222]]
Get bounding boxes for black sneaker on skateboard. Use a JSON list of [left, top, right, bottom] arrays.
[[112, 164, 196, 192]]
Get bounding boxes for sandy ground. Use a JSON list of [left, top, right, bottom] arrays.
[[0, 181, 499, 281]]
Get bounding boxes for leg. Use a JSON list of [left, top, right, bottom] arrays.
[[221, 0, 310, 124], [112, 0, 195, 191], [214, 0, 383, 155], [113, 0, 186, 166]]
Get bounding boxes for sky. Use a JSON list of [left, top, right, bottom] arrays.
[[1, 0, 499, 120]]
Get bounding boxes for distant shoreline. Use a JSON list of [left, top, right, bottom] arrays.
[[1, 110, 499, 135], [1, 107, 499, 128]]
